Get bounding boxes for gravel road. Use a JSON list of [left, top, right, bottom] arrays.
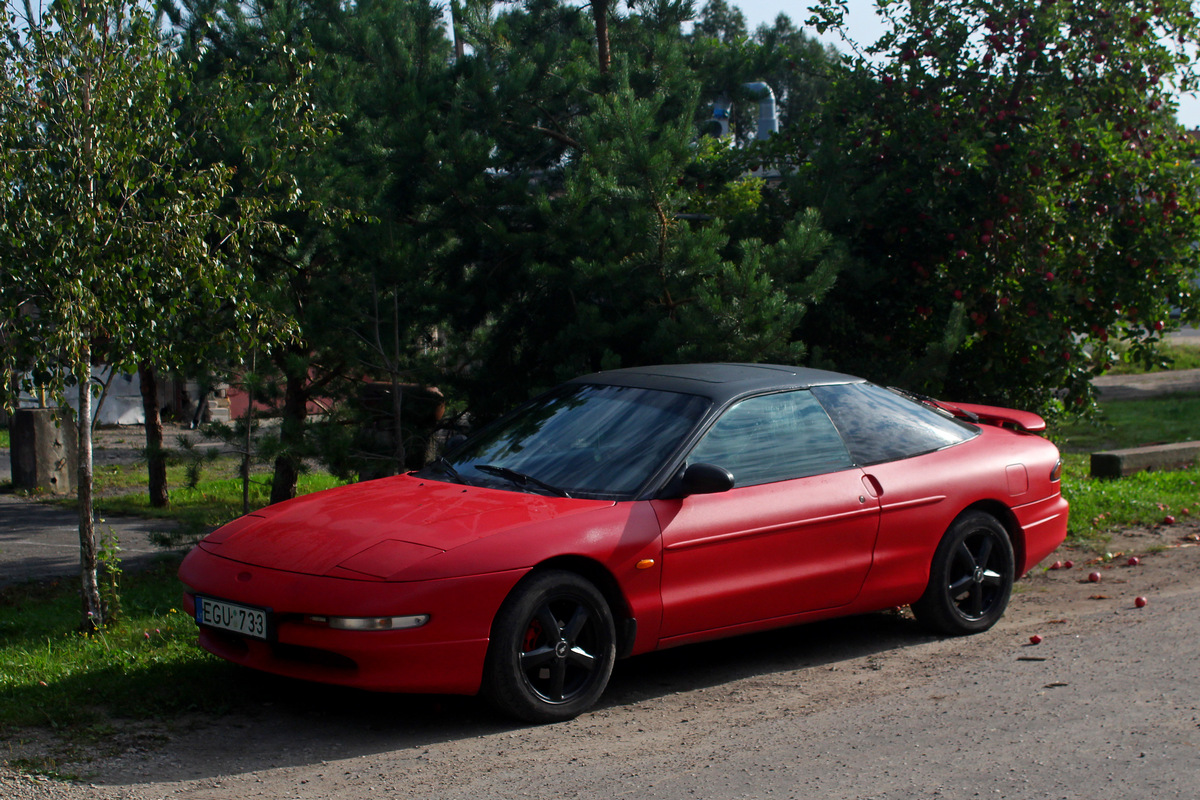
[[5, 525, 1200, 800]]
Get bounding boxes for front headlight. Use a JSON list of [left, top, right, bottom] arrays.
[[305, 614, 430, 631]]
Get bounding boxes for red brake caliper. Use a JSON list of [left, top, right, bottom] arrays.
[[523, 619, 543, 652]]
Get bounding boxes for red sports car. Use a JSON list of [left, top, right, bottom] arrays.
[[179, 363, 1068, 722]]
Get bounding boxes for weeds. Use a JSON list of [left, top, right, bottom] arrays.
[[97, 528, 123, 623]]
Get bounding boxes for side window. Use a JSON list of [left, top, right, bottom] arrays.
[[811, 382, 978, 465], [687, 390, 854, 488]]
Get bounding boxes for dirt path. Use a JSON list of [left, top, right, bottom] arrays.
[[5, 522, 1200, 800]]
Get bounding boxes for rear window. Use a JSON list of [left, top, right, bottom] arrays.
[[811, 383, 977, 465]]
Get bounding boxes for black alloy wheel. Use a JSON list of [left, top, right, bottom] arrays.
[[912, 511, 1015, 635], [483, 570, 616, 723]]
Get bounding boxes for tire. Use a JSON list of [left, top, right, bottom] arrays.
[[483, 570, 616, 723], [911, 511, 1014, 636]]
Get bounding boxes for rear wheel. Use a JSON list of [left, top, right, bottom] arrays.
[[912, 511, 1014, 635], [483, 570, 616, 723]]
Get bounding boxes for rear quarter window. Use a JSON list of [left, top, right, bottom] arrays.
[[811, 383, 978, 465]]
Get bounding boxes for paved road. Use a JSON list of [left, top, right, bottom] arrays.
[[1094, 367, 1200, 401], [0, 423, 207, 587], [0, 493, 183, 587]]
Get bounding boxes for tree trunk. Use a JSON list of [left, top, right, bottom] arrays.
[[138, 362, 169, 508], [391, 377, 405, 475], [594, 0, 611, 75], [450, 0, 465, 61], [269, 363, 308, 505], [77, 348, 103, 632], [390, 292, 405, 474]]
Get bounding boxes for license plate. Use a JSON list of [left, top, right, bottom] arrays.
[[195, 596, 270, 640]]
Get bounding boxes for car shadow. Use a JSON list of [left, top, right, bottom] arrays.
[[85, 611, 938, 787], [602, 611, 931, 708]]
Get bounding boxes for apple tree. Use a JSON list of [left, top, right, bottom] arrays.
[[792, 0, 1200, 412]]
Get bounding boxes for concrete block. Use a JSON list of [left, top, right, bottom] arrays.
[[1090, 440, 1200, 478], [9, 408, 78, 494]]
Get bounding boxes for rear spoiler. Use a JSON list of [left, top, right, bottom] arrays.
[[934, 401, 1047, 434]]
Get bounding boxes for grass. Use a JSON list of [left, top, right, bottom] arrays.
[[1, 453, 348, 760], [1049, 392, 1200, 541], [66, 456, 347, 541], [1103, 340, 1200, 375], [0, 425, 9, 449], [96, 468, 345, 541], [0, 559, 260, 741], [1050, 393, 1200, 452], [1057, 453, 1199, 540]]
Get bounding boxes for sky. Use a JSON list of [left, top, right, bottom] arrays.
[[733, 0, 1200, 130]]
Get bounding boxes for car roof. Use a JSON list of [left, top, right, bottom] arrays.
[[569, 363, 863, 404]]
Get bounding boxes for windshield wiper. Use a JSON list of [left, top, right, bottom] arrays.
[[428, 457, 469, 484], [474, 464, 571, 498], [888, 386, 980, 423]]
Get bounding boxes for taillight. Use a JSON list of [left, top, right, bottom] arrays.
[[1050, 459, 1062, 482]]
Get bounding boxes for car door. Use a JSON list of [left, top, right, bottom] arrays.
[[651, 389, 881, 641]]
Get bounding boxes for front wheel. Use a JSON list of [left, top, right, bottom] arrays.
[[912, 511, 1014, 635], [483, 570, 616, 723]]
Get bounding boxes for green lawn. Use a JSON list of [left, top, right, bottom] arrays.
[[95, 468, 346, 544], [1050, 393, 1200, 453], [47, 456, 348, 543], [1103, 341, 1200, 375], [1, 461, 345, 754], [1048, 393, 1200, 540], [1056, 452, 1199, 539], [0, 559, 257, 755]]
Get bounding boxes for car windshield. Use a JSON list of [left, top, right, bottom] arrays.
[[427, 383, 711, 499]]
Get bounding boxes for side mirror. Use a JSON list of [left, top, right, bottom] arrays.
[[678, 462, 735, 496]]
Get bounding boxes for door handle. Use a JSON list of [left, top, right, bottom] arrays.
[[862, 473, 883, 498]]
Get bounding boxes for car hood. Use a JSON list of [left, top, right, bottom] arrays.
[[196, 474, 614, 579]]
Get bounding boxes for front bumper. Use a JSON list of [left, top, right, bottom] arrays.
[[179, 547, 525, 695]]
